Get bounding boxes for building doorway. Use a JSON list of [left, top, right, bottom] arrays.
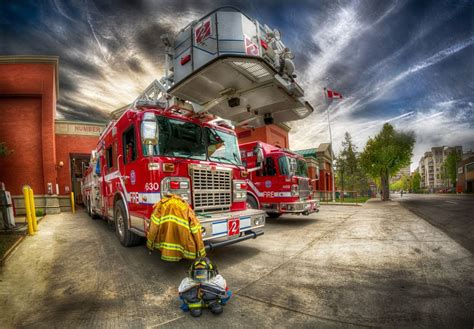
[[70, 154, 90, 205]]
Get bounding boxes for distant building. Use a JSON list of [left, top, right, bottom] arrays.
[[462, 149, 474, 160], [294, 143, 335, 198], [418, 146, 462, 190], [390, 165, 411, 183], [456, 156, 474, 193]]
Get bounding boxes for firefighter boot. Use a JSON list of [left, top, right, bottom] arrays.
[[190, 307, 203, 317], [209, 302, 223, 315]]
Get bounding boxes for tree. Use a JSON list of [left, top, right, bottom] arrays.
[[0, 142, 13, 158], [389, 174, 410, 192], [444, 151, 461, 187], [411, 172, 421, 192], [335, 132, 369, 197], [360, 123, 415, 201]]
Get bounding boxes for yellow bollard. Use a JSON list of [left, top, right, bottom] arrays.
[[28, 187, 38, 232], [22, 186, 34, 236], [70, 192, 75, 214]]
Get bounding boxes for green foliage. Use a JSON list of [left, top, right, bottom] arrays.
[[35, 209, 44, 217], [0, 142, 13, 158], [390, 180, 403, 191], [360, 123, 415, 201], [390, 174, 411, 191], [411, 172, 421, 192], [444, 151, 461, 187], [335, 132, 369, 194]]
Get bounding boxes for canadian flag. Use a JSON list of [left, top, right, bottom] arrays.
[[325, 88, 343, 99]]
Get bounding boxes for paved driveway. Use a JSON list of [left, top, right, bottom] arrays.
[[1, 200, 473, 328]]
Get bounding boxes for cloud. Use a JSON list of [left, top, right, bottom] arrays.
[[1, 0, 472, 167]]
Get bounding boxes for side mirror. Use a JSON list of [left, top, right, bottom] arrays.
[[254, 146, 264, 164]]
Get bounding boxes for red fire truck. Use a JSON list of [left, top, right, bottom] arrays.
[[240, 141, 319, 218], [82, 97, 266, 249], [82, 6, 316, 248]]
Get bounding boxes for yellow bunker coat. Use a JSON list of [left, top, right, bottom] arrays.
[[147, 194, 206, 262]]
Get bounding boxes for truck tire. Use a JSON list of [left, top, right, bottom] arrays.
[[246, 194, 259, 209], [114, 199, 141, 247]]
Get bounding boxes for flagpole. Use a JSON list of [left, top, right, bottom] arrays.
[[324, 88, 336, 202]]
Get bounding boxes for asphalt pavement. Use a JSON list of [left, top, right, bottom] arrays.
[[395, 193, 474, 253], [0, 200, 473, 328]]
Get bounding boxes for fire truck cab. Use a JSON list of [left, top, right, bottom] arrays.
[[240, 141, 319, 218], [82, 101, 266, 249]]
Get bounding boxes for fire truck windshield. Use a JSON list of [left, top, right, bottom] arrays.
[[142, 116, 242, 166], [278, 156, 308, 177], [205, 127, 242, 166], [296, 159, 308, 177]]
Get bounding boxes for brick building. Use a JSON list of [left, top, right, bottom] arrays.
[[0, 56, 103, 214], [294, 144, 335, 199], [456, 156, 474, 193], [236, 124, 290, 148]]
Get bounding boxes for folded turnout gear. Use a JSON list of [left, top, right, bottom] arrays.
[[178, 257, 232, 317], [147, 194, 206, 261]]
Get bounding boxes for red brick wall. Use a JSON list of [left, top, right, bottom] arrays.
[[0, 62, 57, 195], [55, 134, 98, 195], [236, 124, 289, 148], [0, 97, 44, 194]]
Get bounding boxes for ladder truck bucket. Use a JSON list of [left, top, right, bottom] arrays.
[[164, 7, 314, 127]]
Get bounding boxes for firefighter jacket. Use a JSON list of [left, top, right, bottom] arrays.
[[147, 194, 206, 262]]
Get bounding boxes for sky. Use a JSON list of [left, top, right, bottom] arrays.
[[1, 0, 473, 169]]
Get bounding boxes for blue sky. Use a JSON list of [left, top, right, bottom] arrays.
[[1, 0, 473, 168]]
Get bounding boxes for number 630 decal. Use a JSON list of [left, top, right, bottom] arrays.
[[145, 182, 160, 191]]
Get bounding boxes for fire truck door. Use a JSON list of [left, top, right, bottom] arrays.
[[121, 125, 146, 231]]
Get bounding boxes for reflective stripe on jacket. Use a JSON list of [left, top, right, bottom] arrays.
[[147, 194, 206, 261]]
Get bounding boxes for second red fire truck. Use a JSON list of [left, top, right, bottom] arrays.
[[240, 141, 319, 218]]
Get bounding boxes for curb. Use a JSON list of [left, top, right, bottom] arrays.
[[0, 234, 26, 265], [0, 216, 45, 266], [320, 202, 364, 207]]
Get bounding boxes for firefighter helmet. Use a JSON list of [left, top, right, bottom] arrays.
[[189, 257, 218, 283]]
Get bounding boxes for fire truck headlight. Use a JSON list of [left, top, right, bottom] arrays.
[[233, 180, 247, 202], [253, 215, 265, 226], [180, 181, 189, 189]]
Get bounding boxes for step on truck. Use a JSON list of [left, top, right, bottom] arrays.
[[240, 141, 319, 218]]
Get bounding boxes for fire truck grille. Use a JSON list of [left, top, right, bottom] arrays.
[[191, 166, 232, 211], [299, 179, 310, 199]]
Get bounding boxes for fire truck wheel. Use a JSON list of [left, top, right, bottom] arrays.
[[114, 199, 141, 247], [246, 195, 259, 209], [267, 213, 282, 218]]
